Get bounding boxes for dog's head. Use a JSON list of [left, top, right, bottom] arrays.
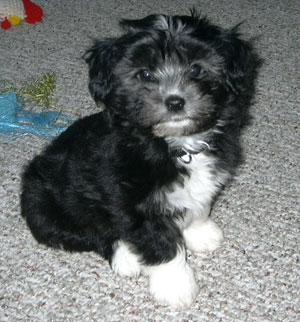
[[85, 12, 251, 137]]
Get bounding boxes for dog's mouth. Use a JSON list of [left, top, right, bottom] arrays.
[[152, 114, 216, 137], [161, 117, 193, 127], [153, 117, 197, 137]]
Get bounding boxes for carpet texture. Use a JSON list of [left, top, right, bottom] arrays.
[[0, 0, 299, 321]]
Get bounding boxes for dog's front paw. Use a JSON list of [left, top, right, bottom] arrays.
[[146, 251, 199, 308], [183, 219, 223, 253], [111, 241, 141, 277]]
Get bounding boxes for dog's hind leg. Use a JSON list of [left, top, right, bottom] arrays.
[[110, 240, 141, 277]]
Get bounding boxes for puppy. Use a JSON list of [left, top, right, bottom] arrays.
[[21, 11, 253, 308]]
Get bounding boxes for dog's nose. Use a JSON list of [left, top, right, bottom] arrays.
[[165, 95, 185, 112]]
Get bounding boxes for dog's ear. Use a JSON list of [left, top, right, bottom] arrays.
[[84, 39, 120, 104], [120, 14, 161, 32], [217, 26, 252, 94]]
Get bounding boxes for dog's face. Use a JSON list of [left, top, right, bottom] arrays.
[[85, 13, 250, 137]]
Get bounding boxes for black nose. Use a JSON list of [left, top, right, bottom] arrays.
[[165, 95, 185, 112]]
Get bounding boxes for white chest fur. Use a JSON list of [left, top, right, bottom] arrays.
[[165, 152, 229, 228]]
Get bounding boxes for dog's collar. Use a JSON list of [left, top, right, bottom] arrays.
[[170, 147, 206, 164]]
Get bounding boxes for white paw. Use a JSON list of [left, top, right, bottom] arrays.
[[146, 250, 199, 308], [111, 241, 141, 277], [183, 219, 223, 253]]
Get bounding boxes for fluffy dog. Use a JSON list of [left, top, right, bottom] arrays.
[[21, 12, 254, 308]]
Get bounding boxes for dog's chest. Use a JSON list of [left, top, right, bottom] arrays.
[[163, 153, 228, 220]]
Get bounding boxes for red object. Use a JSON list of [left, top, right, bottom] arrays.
[[0, 0, 43, 30], [22, 0, 44, 24], [1, 18, 12, 30]]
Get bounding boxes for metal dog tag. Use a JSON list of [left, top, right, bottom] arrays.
[[179, 152, 192, 164]]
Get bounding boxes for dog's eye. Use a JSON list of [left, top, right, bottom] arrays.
[[138, 69, 155, 82], [190, 64, 206, 78]]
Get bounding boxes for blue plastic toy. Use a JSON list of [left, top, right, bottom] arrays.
[[0, 92, 74, 141]]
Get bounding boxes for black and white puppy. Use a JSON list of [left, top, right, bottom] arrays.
[[21, 12, 253, 308]]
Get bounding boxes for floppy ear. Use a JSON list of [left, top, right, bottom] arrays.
[[217, 26, 252, 94], [84, 39, 120, 104]]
